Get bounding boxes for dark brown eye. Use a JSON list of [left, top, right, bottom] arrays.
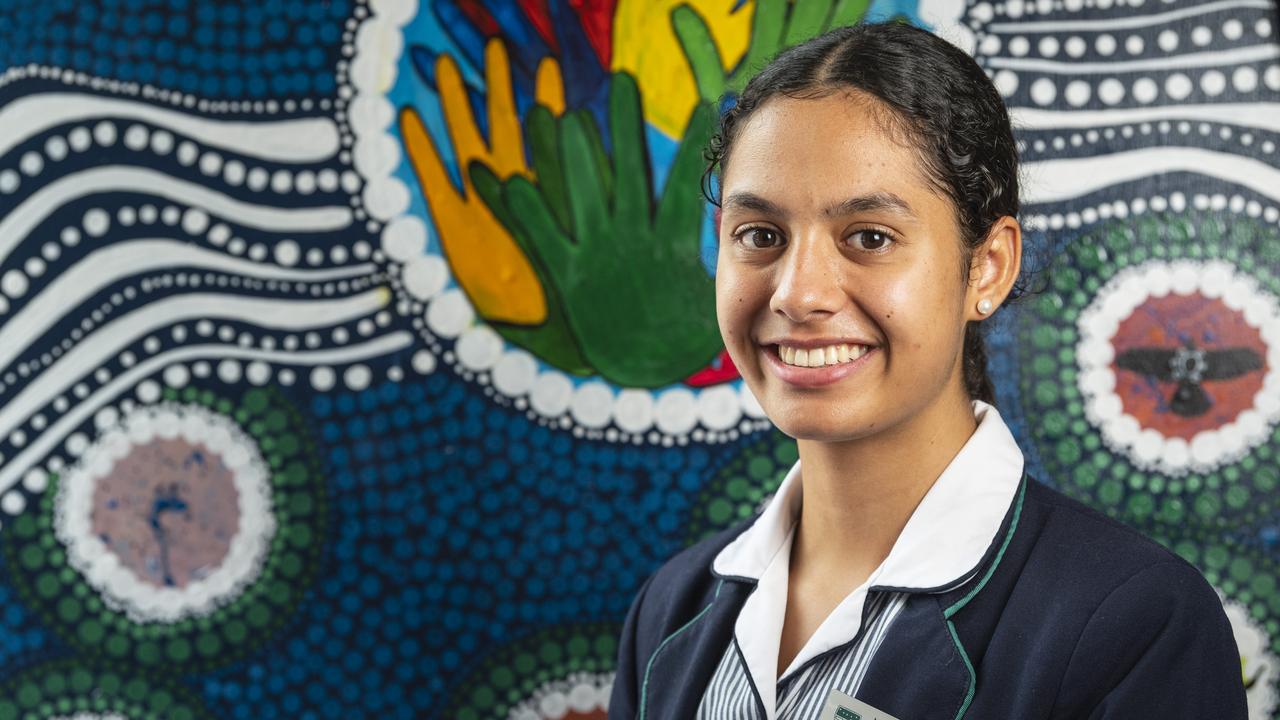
[[742, 227, 783, 248], [850, 229, 895, 251]]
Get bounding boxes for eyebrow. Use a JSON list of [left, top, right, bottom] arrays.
[[722, 191, 918, 221]]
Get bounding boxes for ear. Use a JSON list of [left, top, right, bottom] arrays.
[[966, 215, 1022, 321]]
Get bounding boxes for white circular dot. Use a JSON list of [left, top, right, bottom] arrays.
[[176, 141, 198, 165], [1191, 25, 1212, 46], [223, 160, 246, 185], [1200, 70, 1226, 96], [0, 170, 18, 194], [993, 70, 1018, 97], [1132, 77, 1158, 104], [614, 390, 656, 433], [150, 130, 174, 154], [1165, 73, 1193, 100], [411, 350, 437, 374], [654, 389, 698, 435], [44, 136, 68, 161], [1223, 19, 1243, 40], [22, 469, 47, 493], [181, 208, 209, 235], [83, 208, 111, 236], [1009, 36, 1030, 56], [1, 270, 29, 298], [1157, 30, 1179, 51], [344, 364, 372, 390], [1030, 78, 1056, 105], [697, 386, 742, 431], [425, 289, 474, 338], [1098, 78, 1125, 104], [1064, 80, 1091, 106], [402, 256, 448, 300], [381, 216, 428, 262], [63, 127, 93, 155], [217, 359, 242, 383], [1124, 35, 1144, 54], [125, 125, 150, 153], [198, 152, 223, 176], [492, 350, 537, 396], [456, 326, 504, 370], [311, 366, 336, 391], [163, 364, 190, 387], [1064, 36, 1086, 57], [570, 383, 614, 429], [530, 372, 573, 416], [1095, 34, 1116, 55], [93, 121, 117, 146], [275, 240, 301, 267], [245, 361, 271, 385], [247, 167, 269, 191], [136, 380, 161, 403], [2, 491, 25, 515], [1038, 36, 1059, 57], [1266, 66, 1280, 91], [19, 151, 43, 176], [1233, 66, 1258, 93], [271, 170, 293, 193]]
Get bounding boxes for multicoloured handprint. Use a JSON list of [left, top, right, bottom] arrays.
[[471, 71, 725, 388]]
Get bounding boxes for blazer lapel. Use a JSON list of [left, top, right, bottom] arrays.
[[856, 595, 974, 720], [641, 579, 755, 719]]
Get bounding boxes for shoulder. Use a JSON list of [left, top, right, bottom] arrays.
[[958, 477, 1246, 714], [1018, 476, 1210, 592]]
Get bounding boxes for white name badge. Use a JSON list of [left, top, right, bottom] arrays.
[[821, 688, 903, 720]]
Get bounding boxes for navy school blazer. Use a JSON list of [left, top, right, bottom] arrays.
[[609, 475, 1248, 719]]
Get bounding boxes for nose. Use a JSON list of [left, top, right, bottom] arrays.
[[769, 236, 845, 323]]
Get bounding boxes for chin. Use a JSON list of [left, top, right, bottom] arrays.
[[765, 403, 883, 444]]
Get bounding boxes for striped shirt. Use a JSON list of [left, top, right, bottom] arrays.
[[696, 591, 910, 719]]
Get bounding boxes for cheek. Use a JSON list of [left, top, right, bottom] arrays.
[[874, 260, 964, 349]]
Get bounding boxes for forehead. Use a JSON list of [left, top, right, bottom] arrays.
[[721, 91, 940, 210]]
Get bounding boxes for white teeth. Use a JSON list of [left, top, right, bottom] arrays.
[[777, 343, 870, 368]]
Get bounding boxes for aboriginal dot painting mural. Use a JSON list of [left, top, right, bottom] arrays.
[[0, 0, 1278, 717]]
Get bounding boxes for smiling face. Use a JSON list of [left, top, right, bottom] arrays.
[[715, 90, 979, 443]]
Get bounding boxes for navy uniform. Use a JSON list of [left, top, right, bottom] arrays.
[[609, 402, 1247, 719]]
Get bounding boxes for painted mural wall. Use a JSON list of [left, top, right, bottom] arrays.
[[0, 0, 1278, 717]]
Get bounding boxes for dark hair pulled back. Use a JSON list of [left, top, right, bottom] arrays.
[[701, 21, 1023, 404]]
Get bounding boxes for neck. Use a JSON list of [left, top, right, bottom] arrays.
[[790, 386, 980, 589]]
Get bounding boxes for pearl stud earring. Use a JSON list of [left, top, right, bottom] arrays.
[[977, 298, 993, 315]]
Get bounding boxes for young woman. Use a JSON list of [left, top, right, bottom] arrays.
[[609, 21, 1247, 720]]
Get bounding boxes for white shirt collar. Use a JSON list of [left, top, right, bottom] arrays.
[[711, 400, 1025, 719]]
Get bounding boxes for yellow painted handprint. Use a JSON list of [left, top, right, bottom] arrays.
[[400, 38, 563, 325]]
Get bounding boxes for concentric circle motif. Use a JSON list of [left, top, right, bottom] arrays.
[[55, 402, 274, 623], [0, 660, 215, 720], [1077, 260, 1279, 475], [1017, 213, 1280, 529], [443, 623, 618, 719], [1, 386, 327, 671], [686, 431, 796, 545]]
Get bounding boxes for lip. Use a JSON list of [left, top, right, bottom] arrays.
[[761, 343, 877, 388]]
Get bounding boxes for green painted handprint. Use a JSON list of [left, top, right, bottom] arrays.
[[672, 0, 871, 103], [471, 71, 723, 389]]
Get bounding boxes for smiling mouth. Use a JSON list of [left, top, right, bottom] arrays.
[[776, 343, 871, 368]]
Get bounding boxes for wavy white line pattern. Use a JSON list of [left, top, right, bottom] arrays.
[[0, 166, 352, 263], [0, 332, 415, 495], [986, 0, 1274, 32], [0, 93, 341, 161]]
